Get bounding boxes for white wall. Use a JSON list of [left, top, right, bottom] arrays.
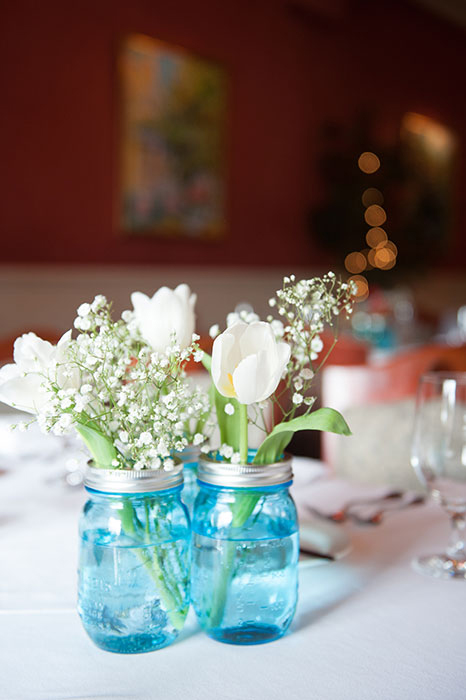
[[0, 264, 319, 338]]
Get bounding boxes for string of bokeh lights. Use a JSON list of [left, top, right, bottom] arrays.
[[345, 151, 397, 302]]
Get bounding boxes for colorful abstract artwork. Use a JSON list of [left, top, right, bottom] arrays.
[[118, 34, 227, 238]]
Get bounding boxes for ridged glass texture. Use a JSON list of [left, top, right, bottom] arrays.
[[78, 486, 190, 653], [191, 481, 299, 645]]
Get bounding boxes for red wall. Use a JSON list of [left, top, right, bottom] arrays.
[[0, 0, 465, 267]]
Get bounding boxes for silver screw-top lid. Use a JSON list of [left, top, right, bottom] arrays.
[[198, 453, 293, 488], [84, 462, 183, 493]]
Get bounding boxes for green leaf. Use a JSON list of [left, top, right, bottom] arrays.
[[253, 408, 351, 465], [75, 421, 118, 468]]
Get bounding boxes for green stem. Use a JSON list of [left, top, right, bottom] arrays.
[[208, 491, 261, 629], [120, 501, 186, 631], [239, 403, 249, 464]]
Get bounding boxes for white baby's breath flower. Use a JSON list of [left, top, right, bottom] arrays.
[[300, 368, 314, 380], [91, 295, 106, 311], [220, 444, 234, 459], [224, 403, 235, 416], [193, 433, 204, 446], [194, 350, 204, 363], [292, 393, 303, 406], [231, 452, 241, 464], [268, 298, 276, 307], [77, 302, 91, 317]]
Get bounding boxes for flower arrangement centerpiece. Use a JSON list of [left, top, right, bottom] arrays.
[[190, 273, 356, 644], [0, 285, 209, 468], [0, 284, 209, 653]]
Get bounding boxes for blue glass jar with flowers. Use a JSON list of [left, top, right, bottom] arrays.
[[0, 285, 209, 652], [79, 464, 190, 653], [193, 273, 356, 644], [191, 452, 298, 644]]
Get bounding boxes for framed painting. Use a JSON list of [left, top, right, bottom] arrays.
[[118, 34, 227, 239]]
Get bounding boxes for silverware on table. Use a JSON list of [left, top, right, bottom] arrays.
[[348, 495, 425, 525], [303, 490, 404, 523], [303, 491, 425, 526]]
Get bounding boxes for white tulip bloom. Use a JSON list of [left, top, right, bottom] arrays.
[[212, 321, 290, 405], [0, 331, 80, 414], [131, 284, 196, 353]]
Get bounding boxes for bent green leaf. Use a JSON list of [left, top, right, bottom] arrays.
[[253, 408, 351, 465], [75, 421, 118, 468]]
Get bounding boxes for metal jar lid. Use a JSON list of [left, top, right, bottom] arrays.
[[84, 462, 183, 493], [198, 453, 293, 488]]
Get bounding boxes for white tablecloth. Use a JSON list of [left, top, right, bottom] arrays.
[[0, 420, 465, 700]]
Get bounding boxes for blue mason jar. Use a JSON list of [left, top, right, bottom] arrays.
[[78, 464, 190, 654], [191, 454, 299, 645], [178, 445, 200, 517]]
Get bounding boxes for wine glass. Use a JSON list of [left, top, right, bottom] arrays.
[[411, 372, 466, 579]]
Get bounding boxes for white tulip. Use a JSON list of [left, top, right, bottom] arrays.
[[0, 331, 80, 414], [211, 321, 290, 405], [131, 284, 196, 353]]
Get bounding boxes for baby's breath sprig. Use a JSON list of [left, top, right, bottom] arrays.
[[267, 273, 356, 423]]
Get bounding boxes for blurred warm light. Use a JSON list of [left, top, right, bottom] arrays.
[[364, 204, 387, 227], [360, 248, 373, 270], [358, 152, 380, 174], [374, 247, 396, 270], [361, 188, 384, 207], [366, 227, 387, 248], [348, 274, 369, 302], [367, 248, 377, 266], [402, 113, 456, 159], [345, 251, 366, 274], [384, 240, 398, 255]]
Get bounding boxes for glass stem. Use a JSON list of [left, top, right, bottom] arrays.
[[239, 403, 248, 464], [447, 512, 466, 561]]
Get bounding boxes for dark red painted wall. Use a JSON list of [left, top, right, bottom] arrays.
[[0, 0, 465, 267]]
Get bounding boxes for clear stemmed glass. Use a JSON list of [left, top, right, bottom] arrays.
[[411, 372, 466, 579]]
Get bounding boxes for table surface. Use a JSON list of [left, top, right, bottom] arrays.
[[0, 417, 465, 700]]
